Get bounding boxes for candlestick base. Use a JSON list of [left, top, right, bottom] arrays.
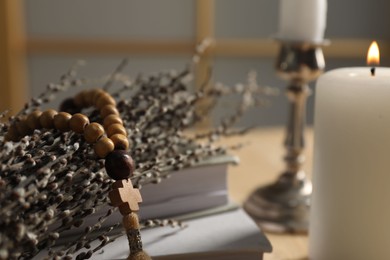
[[244, 171, 311, 233], [245, 40, 325, 233]]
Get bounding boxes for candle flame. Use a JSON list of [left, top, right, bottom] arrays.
[[367, 41, 380, 66]]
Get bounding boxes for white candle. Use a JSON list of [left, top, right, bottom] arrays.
[[309, 66, 390, 259], [278, 0, 327, 43]]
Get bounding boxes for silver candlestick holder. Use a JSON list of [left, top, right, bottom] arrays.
[[244, 40, 326, 233]]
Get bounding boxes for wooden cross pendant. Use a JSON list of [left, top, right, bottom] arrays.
[[109, 179, 142, 215]]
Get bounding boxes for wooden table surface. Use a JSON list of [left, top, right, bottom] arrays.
[[220, 127, 314, 260]]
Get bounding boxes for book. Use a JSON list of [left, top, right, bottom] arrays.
[[34, 154, 272, 259], [139, 154, 239, 219], [94, 155, 238, 222], [59, 154, 239, 238], [86, 207, 272, 259]]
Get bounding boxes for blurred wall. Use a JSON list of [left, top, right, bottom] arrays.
[[23, 0, 390, 127]]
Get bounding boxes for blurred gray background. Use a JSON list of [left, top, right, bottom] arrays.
[[22, 0, 390, 127]]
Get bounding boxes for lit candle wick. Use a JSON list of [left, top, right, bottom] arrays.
[[367, 41, 379, 77]]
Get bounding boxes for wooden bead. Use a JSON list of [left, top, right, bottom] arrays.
[[39, 109, 58, 129], [84, 122, 105, 143], [15, 119, 31, 137], [83, 89, 96, 106], [100, 104, 119, 118], [107, 123, 127, 137], [105, 150, 134, 180], [103, 114, 123, 129], [94, 137, 114, 158], [69, 113, 90, 134], [59, 98, 80, 114], [26, 110, 42, 129], [123, 213, 140, 230], [91, 89, 106, 104], [110, 134, 129, 150], [74, 90, 89, 108], [96, 93, 116, 110], [53, 112, 72, 132]]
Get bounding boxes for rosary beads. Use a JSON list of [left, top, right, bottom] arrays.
[[5, 88, 151, 260], [6, 89, 128, 160]]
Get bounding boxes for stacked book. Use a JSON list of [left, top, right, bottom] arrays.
[[78, 155, 239, 229], [116, 154, 271, 258], [49, 155, 272, 259], [140, 154, 239, 219], [90, 208, 272, 260]]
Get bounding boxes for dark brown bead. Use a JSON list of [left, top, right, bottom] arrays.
[[84, 89, 96, 106], [5, 124, 20, 142], [74, 90, 89, 108], [105, 150, 134, 180], [15, 119, 31, 137], [59, 98, 81, 114]]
